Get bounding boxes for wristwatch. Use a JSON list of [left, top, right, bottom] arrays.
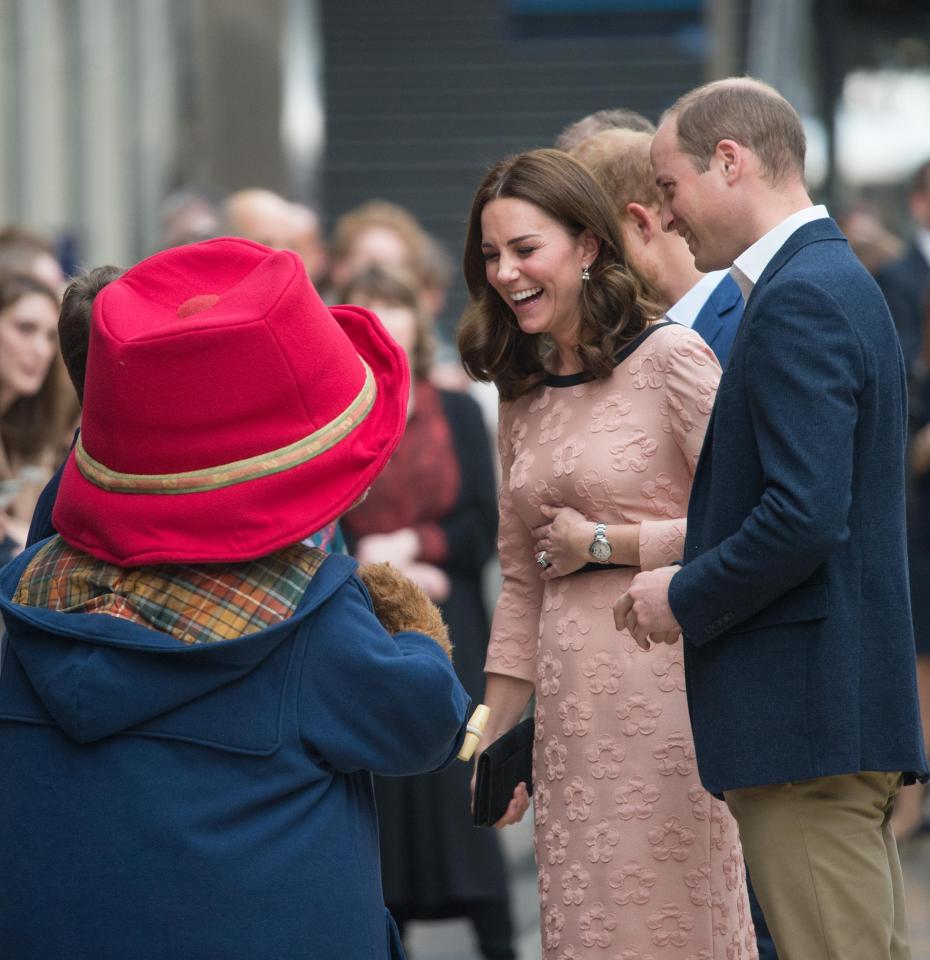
[[588, 522, 612, 563]]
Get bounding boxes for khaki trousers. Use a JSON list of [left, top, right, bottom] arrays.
[[724, 771, 910, 960]]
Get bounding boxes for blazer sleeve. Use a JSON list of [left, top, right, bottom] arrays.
[[639, 327, 721, 571], [298, 575, 470, 775], [669, 278, 865, 644], [485, 402, 544, 684]]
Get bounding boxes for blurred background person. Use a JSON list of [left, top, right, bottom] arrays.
[[837, 200, 904, 277], [894, 293, 930, 843], [157, 187, 223, 249], [554, 107, 657, 153], [223, 187, 302, 249], [877, 158, 930, 378], [325, 199, 431, 301], [338, 264, 515, 960], [874, 159, 930, 843], [290, 201, 329, 284], [223, 188, 329, 284], [0, 273, 66, 562], [0, 226, 66, 294]]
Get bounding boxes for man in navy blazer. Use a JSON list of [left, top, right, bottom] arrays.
[[616, 77, 927, 959], [689, 269, 741, 363]]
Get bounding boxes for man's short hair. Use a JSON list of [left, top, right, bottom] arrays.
[[59, 265, 123, 404], [569, 128, 662, 219], [665, 77, 806, 186], [555, 109, 656, 153]]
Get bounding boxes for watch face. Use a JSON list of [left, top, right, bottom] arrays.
[[590, 539, 612, 562]]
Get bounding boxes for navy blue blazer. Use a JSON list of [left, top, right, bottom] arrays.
[[668, 218, 928, 796], [691, 272, 743, 366]]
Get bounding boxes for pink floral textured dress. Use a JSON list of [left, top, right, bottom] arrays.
[[488, 323, 757, 960]]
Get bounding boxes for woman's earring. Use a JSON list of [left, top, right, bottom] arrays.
[[581, 264, 591, 281]]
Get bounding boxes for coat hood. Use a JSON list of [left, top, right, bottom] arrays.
[[0, 543, 357, 743]]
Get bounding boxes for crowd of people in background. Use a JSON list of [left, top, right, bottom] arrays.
[[1, 80, 930, 959]]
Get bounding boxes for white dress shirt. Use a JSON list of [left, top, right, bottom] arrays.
[[665, 270, 730, 328], [730, 205, 830, 300], [915, 227, 930, 268]]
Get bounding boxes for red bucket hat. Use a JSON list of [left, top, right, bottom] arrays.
[[52, 237, 409, 566]]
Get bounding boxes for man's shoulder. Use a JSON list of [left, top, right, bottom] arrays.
[[764, 228, 881, 309]]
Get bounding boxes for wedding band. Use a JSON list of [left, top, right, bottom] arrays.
[[536, 551, 551, 569]]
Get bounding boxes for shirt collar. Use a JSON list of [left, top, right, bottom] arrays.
[[915, 228, 930, 268], [664, 270, 730, 328], [729, 205, 830, 300]]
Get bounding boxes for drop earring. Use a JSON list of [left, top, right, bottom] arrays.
[[581, 264, 590, 281]]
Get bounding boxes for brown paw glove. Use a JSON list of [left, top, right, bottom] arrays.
[[358, 562, 452, 660]]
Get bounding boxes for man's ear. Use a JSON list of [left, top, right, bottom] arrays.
[[715, 139, 742, 182], [625, 203, 656, 244]]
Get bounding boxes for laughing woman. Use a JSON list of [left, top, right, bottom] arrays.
[[459, 150, 758, 960]]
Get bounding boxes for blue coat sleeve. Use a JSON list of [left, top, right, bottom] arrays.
[[669, 278, 865, 644], [297, 575, 470, 774]]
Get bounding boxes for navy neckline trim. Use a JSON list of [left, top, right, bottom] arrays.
[[543, 320, 677, 387]]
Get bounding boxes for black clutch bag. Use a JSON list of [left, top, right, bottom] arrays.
[[473, 717, 534, 827]]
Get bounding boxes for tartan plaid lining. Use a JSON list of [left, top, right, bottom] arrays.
[[14, 537, 324, 645]]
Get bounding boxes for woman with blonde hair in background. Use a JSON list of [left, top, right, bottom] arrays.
[[459, 149, 756, 959]]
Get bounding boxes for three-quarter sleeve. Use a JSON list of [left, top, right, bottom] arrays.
[[639, 327, 721, 571], [485, 403, 544, 683]]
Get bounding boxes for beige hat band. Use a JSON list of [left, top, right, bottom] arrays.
[[75, 362, 377, 495]]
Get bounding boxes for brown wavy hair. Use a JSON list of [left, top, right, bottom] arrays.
[[457, 149, 658, 402], [0, 272, 65, 459]]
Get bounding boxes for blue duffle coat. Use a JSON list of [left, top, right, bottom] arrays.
[[0, 546, 469, 960]]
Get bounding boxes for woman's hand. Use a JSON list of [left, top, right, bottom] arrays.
[[531, 504, 591, 579], [468, 674, 535, 828], [355, 528, 420, 566], [469, 750, 531, 830], [403, 562, 451, 602], [493, 781, 531, 828]]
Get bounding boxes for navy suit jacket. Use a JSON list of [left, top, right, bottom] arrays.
[[669, 218, 928, 796], [875, 239, 930, 376], [691, 272, 743, 366]]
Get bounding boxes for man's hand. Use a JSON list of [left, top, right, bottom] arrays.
[[613, 566, 681, 650]]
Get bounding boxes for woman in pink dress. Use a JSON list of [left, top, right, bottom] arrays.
[[459, 149, 757, 960]]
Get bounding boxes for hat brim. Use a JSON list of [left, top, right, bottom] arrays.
[[53, 304, 409, 566]]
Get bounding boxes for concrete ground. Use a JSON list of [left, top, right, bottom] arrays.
[[403, 812, 930, 960]]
